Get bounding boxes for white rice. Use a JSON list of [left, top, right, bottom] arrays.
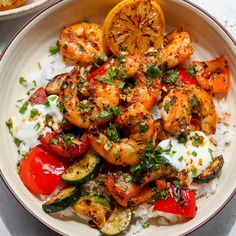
[[14, 52, 234, 234]]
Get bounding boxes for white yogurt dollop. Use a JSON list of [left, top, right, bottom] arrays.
[[10, 95, 63, 155], [158, 131, 215, 178]]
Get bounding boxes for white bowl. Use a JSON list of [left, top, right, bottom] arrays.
[[0, 0, 53, 21], [0, 0, 236, 235]]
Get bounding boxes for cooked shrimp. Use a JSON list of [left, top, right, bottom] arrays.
[[118, 53, 162, 109], [159, 28, 194, 68], [193, 56, 230, 94], [88, 102, 158, 166], [162, 85, 217, 134], [60, 66, 120, 129], [60, 22, 109, 65]]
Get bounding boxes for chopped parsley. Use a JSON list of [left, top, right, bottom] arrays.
[[98, 77, 114, 85], [178, 156, 184, 162], [44, 99, 50, 107], [139, 123, 149, 133], [77, 102, 93, 115], [192, 151, 197, 157], [34, 122, 40, 131], [190, 134, 204, 147], [145, 65, 163, 78], [19, 102, 29, 114], [49, 41, 60, 55], [177, 131, 189, 144], [6, 119, 13, 135], [164, 100, 170, 113], [30, 109, 39, 119], [164, 69, 179, 85], [50, 139, 58, 145], [117, 81, 126, 89], [191, 167, 198, 177], [189, 95, 200, 109], [187, 65, 198, 78], [104, 140, 113, 150], [153, 189, 169, 200], [19, 76, 27, 85], [106, 122, 120, 142], [208, 148, 214, 159], [14, 138, 22, 147]]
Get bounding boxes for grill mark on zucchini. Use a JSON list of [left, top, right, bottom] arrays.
[[42, 186, 81, 213], [101, 207, 132, 235], [194, 155, 224, 183], [62, 149, 100, 185], [73, 195, 111, 229]]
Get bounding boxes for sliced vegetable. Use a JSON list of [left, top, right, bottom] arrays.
[[46, 73, 68, 95], [87, 63, 110, 80], [73, 195, 111, 229], [177, 67, 197, 85], [42, 186, 81, 213], [194, 155, 224, 183], [28, 87, 47, 104], [104, 173, 141, 207], [154, 184, 196, 218], [62, 149, 100, 185], [101, 207, 132, 235], [19, 145, 66, 195], [141, 164, 176, 185], [40, 132, 89, 159]]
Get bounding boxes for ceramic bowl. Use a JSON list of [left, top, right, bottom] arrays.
[[0, 0, 53, 21], [0, 0, 236, 235]]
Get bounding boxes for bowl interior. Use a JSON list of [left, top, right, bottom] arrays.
[[0, 0, 236, 235]]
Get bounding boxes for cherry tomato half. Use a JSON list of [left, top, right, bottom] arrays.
[[28, 87, 47, 104], [40, 132, 89, 159], [19, 145, 66, 195]]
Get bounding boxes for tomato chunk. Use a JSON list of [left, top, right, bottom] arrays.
[[104, 173, 141, 207], [19, 145, 66, 195], [177, 67, 197, 85], [28, 87, 47, 104], [154, 184, 196, 218], [87, 63, 110, 80], [40, 132, 89, 159]]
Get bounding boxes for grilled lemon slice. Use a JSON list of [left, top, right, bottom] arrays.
[[103, 0, 165, 55]]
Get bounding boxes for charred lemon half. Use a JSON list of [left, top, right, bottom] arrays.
[[103, 0, 165, 55]]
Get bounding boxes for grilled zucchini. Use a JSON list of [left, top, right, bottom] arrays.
[[194, 155, 224, 183], [101, 207, 132, 235], [42, 186, 80, 214], [62, 148, 100, 185], [73, 195, 111, 229]]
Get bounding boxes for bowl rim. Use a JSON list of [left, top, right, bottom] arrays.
[[0, 0, 236, 235], [0, 0, 52, 20]]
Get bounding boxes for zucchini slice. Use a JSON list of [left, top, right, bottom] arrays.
[[46, 73, 68, 95], [194, 155, 224, 183], [141, 164, 177, 185], [42, 186, 80, 214], [101, 207, 132, 235], [73, 195, 111, 229], [62, 149, 100, 185]]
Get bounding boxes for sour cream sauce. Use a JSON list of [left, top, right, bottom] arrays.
[[10, 95, 63, 155], [158, 131, 215, 178]]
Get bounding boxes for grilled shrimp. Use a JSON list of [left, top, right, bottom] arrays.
[[162, 85, 217, 135], [193, 56, 230, 94], [88, 102, 158, 166], [118, 53, 162, 109], [159, 28, 194, 68], [60, 22, 109, 65], [60, 67, 119, 129]]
